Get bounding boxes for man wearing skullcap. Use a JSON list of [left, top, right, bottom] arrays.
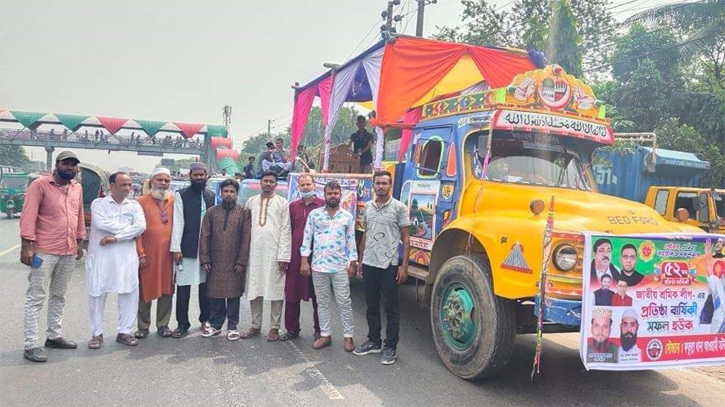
[[134, 168, 175, 338], [587, 307, 617, 363], [170, 162, 215, 337], [618, 309, 641, 362]]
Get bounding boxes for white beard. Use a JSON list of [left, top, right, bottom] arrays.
[[151, 188, 168, 201]]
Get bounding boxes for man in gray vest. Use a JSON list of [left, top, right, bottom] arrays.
[[170, 162, 215, 338]]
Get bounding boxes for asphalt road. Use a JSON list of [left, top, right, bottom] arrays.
[[0, 217, 723, 406]]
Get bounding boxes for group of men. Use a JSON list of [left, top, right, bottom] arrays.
[[19, 150, 410, 366]]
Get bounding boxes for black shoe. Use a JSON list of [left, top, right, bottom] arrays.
[[381, 347, 397, 365], [23, 347, 47, 362], [44, 337, 78, 349], [353, 340, 382, 356], [279, 330, 300, 341]]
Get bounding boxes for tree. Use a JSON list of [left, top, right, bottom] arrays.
[[545, 0, 583, 77], [0, 145, 30, 168], [655, 118, 725, 186]]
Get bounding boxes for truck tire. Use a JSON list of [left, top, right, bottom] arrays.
[[431, 255, 516, 380]]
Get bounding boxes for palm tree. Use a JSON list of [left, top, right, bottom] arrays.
[[625, 0, 724, 56]]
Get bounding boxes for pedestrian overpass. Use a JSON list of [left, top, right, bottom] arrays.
[[0, 110, 232, 170]]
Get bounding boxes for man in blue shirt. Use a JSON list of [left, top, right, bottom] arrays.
[[300, 180, 358, 351]]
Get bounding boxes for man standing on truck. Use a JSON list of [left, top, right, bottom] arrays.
[[348, 115, 374, 173], [19, 151, 85, 362], [354, 171, 411, 365], [619, 244, 644, 287], [590, 239, 621, 284]]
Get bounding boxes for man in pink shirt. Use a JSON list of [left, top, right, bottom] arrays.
[[19, 151, 86, 363]]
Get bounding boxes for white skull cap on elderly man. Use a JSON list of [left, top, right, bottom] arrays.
[[151, 167, 171, 178]]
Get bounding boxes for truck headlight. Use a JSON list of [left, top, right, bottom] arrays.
[[553, 244, 577, 271]]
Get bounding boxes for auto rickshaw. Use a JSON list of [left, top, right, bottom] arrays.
[[76, 163, 110, 239], [0, 172, 30, 218]]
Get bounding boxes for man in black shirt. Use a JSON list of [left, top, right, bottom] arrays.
[[349, 115, 374, 173], [619, 244, 645, 287], [243, 156, 255, 179]]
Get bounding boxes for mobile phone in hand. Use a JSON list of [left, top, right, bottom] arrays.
[[31, 254, 43, 269]]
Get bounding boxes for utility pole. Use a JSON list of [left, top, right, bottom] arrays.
[[415, 0, 437, 37], [267, 119, 271, 138], [380, 0, 399, 33]]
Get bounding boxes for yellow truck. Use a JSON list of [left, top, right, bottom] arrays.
[[644, 187, 724, 233], [303, 65, 713, 380]]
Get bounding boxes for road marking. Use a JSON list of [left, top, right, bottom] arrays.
[[0, 244, 20, 257], [285, 341, 344, 400]]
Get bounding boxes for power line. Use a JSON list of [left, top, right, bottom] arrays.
[[346, 17, 384, 60], [584, 30, 721, 72]]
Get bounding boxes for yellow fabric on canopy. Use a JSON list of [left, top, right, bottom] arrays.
[[410, 53, 485, 108], [356, 101, 375, 110]]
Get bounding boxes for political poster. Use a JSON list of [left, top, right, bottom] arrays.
[[406, 180, 439, 250], [287, 174, 359, 219], [580, 233, 725, 370]]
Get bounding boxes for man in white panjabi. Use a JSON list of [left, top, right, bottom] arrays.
[[86, 172, 147, 349], [240, 171, 291, 342]]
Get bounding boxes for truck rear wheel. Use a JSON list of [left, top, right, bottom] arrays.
[[431, 255, 516, 380]]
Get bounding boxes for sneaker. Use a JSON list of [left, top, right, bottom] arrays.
[[23, 347, 47, 362], [380, 347, 397, 365], [352, 340, 382, 356]]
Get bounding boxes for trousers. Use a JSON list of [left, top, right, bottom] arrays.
[[176, 283, 210, 330], [312, 270, 354, 338], [89, 289, 139, 336], [23, 253, 75, 350], [209, 297, 241, 330], [284, 298, 320, 334], [137, 293, 173, 330], [362, 264, 400, 348], [250, 297, 283, 330]]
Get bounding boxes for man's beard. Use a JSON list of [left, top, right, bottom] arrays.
[[151, 188, 168, 201], [593, 338, 610, 351], [191, 179, 206, 191], [222, 198, 236, 209], [620, 333, 637, 351], [57, 170, 76, 181], [326, 199, 339, 208]]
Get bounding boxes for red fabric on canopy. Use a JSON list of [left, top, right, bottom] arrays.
[[96, 116, 128, 134], [216, 149, 239, 160], [290, 85, 317, 162], [210, 137, 233, 149], [399, 107, 422, 162], [174, 122, 204, 138], [375, 36, 536, 125], [318, 76, 332, 126]]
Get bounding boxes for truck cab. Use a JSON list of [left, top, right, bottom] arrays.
[[645, 186, 725, 233], [393, 65, 705, 379]]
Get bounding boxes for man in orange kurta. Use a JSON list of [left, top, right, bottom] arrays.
[[135, 168, 175, 338]]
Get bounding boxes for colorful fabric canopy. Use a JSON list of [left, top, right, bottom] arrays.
[[210, 137, 233, 149], [291, 36, 539, 168], [216, 148, 239, 161]]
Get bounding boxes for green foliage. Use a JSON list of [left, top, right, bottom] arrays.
[[546, 0, 583, 77], [655, 118, 725, 186], [0, 145, 30, 168]]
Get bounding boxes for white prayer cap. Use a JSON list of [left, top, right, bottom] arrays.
[[151, 167, 171, 178], [621, 308, 638, 321]]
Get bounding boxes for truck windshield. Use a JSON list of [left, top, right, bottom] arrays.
[[715, 191, 724, 221], [468, 131, 593, 191]]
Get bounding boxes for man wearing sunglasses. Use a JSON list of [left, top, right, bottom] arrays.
[[135, 168, 176, 339]]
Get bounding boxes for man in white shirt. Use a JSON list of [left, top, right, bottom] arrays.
[[85, 172, 147, 349]]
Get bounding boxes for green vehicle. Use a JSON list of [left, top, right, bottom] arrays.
[[0, 172, 30, 218]]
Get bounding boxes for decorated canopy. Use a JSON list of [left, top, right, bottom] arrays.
[[291, 35, 541, 169], [0, 110, 228, 138], [216, 148, 239, 161]]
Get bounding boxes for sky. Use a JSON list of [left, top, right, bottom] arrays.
[[0, 0, 670, 172]]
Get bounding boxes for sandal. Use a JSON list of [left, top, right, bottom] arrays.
[[239, 327, 260, 339], [227, 330, 241, 341], [134, 330, 149, 339], [267, 328, 280, 342], [279, 330, 300, 341], [201, 327, 221, 338], [157, 326, 172, 338], [171, 328, 188, 339], [200, 322, 212, 336]]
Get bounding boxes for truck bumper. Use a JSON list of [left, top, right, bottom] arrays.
[[534, 295, 582, 327]]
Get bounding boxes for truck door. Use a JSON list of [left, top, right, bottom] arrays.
[[401, 125, 457, 262]]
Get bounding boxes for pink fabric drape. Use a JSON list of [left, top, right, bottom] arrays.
[[290, 85, 317, 161], [317, 76, 332, 126], [398, 107, 422, 162]]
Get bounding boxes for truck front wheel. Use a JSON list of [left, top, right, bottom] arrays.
[[431, 255, 516, 380]]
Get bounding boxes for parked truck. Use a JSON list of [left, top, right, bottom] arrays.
[[594, 133, 724, 233], [296, 65, 715, 380]]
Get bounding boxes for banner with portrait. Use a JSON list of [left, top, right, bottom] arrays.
[[287, 174, 360, 219], [580, 233, 725, 370]]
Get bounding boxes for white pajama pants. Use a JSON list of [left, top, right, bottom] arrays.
[[89, 289, 139, 336]]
